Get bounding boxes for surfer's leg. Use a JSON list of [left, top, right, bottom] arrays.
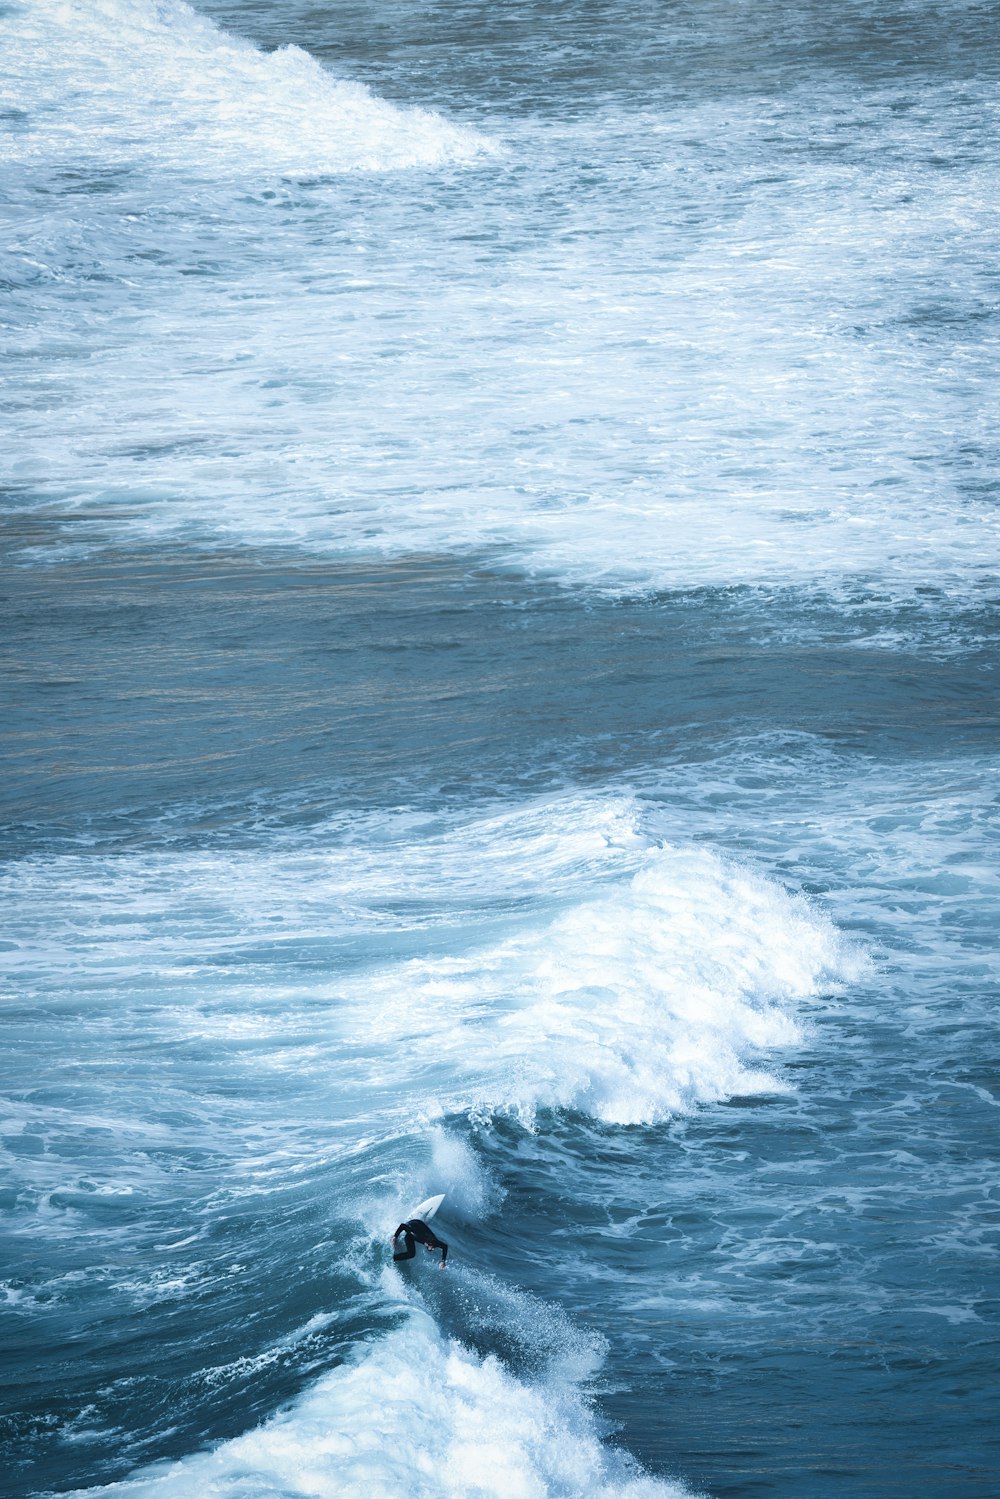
[[393, 1230, 416, 1262]]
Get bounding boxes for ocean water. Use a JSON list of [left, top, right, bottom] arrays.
[[1, 0, 998, 1494]]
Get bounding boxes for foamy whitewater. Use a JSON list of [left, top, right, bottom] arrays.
[[2, 0, 998, 1495]]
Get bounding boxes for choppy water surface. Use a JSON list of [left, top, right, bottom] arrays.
[[1, 1, 998, 1495]]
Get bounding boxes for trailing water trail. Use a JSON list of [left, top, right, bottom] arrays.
[[69, 1315, 692, 1498]]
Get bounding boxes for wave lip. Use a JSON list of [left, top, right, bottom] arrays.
[[4, 0, 494, 177], [72, 1317, 693, 1498]]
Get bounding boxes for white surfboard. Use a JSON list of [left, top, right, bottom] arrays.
[[407, 1193, 445, 1223]]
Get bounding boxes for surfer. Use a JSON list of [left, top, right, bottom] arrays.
[[392, 1216, 448, 1269]]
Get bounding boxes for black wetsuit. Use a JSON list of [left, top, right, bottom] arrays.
[[392, 1218, 448, 1264]]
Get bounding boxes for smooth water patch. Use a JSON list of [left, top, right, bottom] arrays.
[[2, 545, 997, 846]]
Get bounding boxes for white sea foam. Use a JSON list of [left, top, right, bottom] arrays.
[[2, 0, 491, 175], [76, 1315, 691, 1498]]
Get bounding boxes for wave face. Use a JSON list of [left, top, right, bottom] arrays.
[[3, 1, 999, 1496]]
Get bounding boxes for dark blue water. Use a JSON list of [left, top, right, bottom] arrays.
[[2, 2, 998, 1495]]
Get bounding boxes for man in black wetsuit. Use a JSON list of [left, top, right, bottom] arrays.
[[392, 1216, 448, 1269]]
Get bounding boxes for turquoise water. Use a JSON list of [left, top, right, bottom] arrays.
[[1, 2, 998, 1495]]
